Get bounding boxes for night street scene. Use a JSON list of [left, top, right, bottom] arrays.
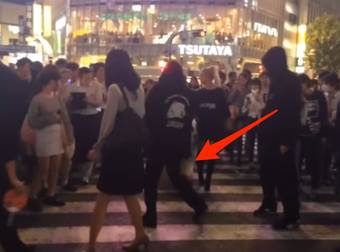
[[1, 0, 340, 251]]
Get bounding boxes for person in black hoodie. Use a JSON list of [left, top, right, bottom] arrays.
[[255, 47, 302, 230], [299, 76, 328, 199], [0, 61, 34, 252], [143, 61, 207, 228]]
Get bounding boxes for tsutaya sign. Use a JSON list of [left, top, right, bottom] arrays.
[[254, 22, 278, 37], [178, 44, 233, 57]]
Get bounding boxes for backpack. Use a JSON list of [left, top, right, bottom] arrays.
[[102, 84, 146, 154]]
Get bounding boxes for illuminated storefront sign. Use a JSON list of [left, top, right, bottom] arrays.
[[253, 22, 278, 37], [178, 44, 233, 57]]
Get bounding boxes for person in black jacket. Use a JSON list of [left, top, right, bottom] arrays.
[[299, 76, 328, 199], [0, 61, 34, 252], [143, 61, 207, 228], [254, 47, 302, 230]]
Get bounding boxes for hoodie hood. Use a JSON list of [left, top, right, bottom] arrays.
[[262, 47, 288, 77]]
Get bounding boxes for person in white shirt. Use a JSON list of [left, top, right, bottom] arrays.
[[68, 67, 103, 185]]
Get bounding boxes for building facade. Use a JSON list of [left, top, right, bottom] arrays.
[[65, 0, 290, 74], [0, 1, 26, 48], [0, 0, 57, 63]]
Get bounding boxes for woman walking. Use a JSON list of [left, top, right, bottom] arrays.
[[87, 49, 148, 252]]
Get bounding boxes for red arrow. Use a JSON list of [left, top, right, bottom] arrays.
[[196, 109, 279, 161]]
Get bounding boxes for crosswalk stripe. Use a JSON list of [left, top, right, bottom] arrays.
[[16, 159, 340, 249], [19, 224, 340, 244], [76, 185, 263, 194], [21, 201, 340, 214], [191, 173, 259, 179], [74, 185, 335, 195]]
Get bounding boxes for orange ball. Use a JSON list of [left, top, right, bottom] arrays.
[[3, 189, 28, 213]]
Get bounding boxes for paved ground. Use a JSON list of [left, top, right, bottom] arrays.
[[15, 161, 340, 252]]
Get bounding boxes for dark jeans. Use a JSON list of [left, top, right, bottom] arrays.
[[245, 117, 258, 163], [259, 140, 300, 221], [144, 151, 206, 217], [72, 112, 101, 164], [230, 119, 245, 165], [0, 163, 28, 252], [197, 160, 216, 189], [300, 136, 322, 189]]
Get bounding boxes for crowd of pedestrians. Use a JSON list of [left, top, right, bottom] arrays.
[[1, 46, 340, 252]]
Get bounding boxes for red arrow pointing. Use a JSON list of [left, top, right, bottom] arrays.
[[196, 109, 279, 161]]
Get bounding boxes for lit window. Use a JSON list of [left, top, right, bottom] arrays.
[[8, 25, 20, 34], [132, 5, 142, 12]]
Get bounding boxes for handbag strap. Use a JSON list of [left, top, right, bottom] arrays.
[[117, 83, 130, 108]]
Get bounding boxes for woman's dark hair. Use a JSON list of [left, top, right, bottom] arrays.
[[78, 67, 91, 78], [105, 49, 140, 91], [324, 73, 339, 89], [34, 65, 61, 95], [158, 61, 186, 92], [66, 62, 79, 72]]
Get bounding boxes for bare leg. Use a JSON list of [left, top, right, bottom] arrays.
[[59, 154, 71, 186], [124, 196, 146, 241], [31, 157, 49, 197], [89, 192, 110, 249], [47, 155, 62, 197]]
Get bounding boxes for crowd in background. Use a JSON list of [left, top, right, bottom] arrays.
[[1, 46, 340, 252]]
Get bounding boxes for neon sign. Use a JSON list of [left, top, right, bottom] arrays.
[[254, 22, 278, 37], [178, 44, 233, 57]]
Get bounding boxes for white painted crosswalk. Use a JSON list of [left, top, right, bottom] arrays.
[[16, 164, 340, 251], [19, 224, 340, 245], [19, 201, 340, 214]]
